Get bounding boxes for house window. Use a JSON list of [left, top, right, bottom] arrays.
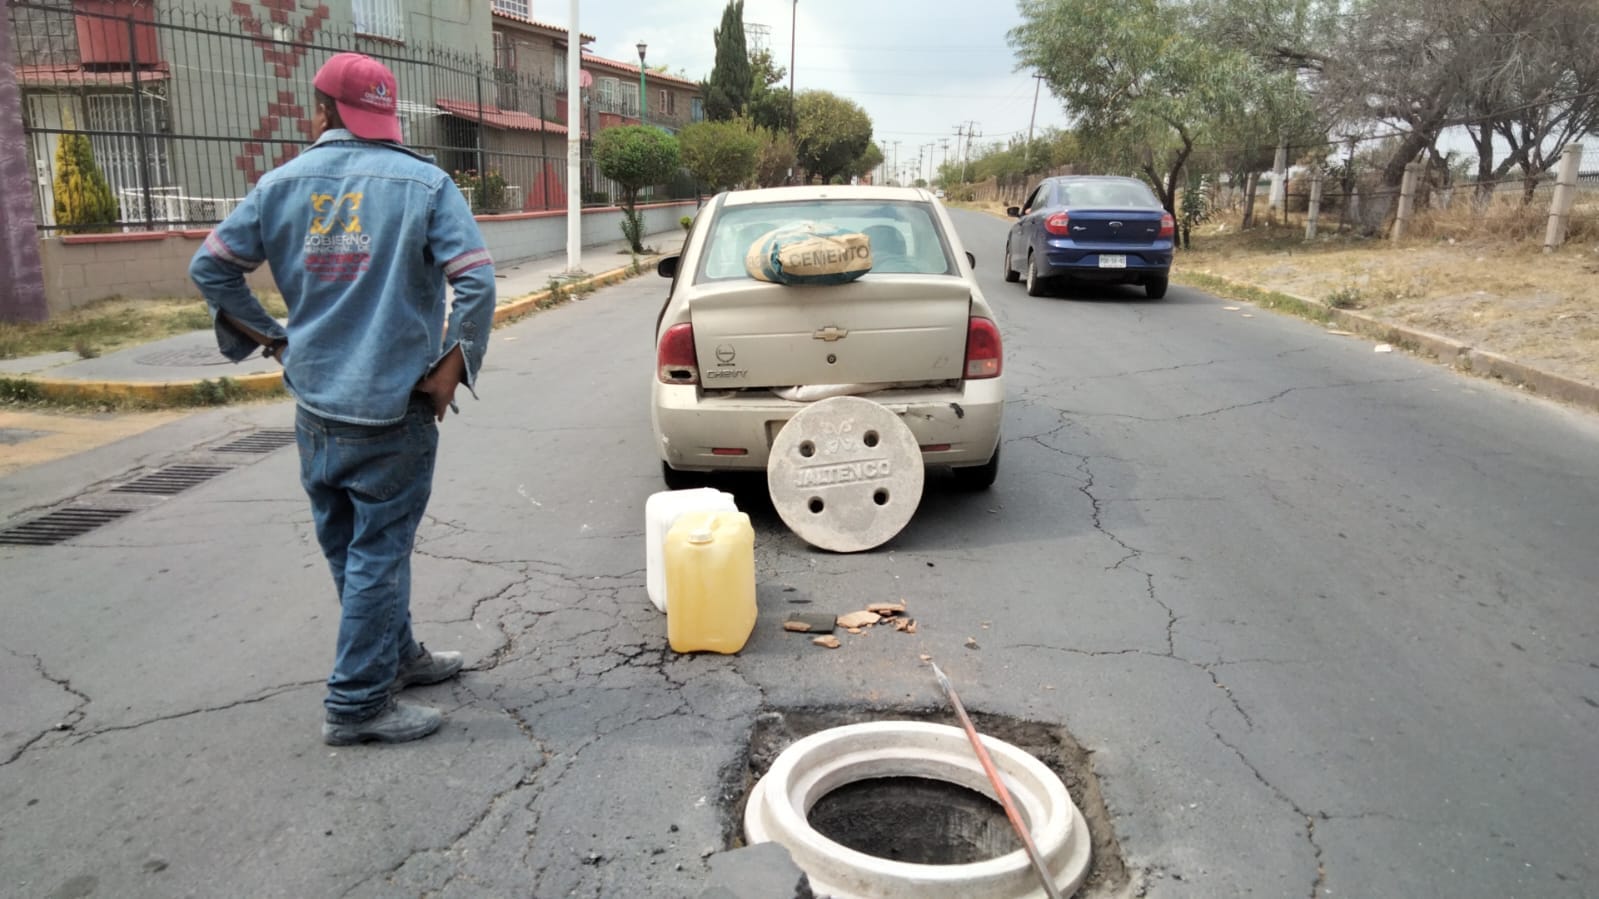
[[492, 0, 531, 17], [620, 82, 639, 117], [493, 32, 516, 71], [596, 77, 618, 110], [353, 0, 404, 41], [86, 93, 172, 220], [659, 89, 674, 117], [691, 97, 704, 123]]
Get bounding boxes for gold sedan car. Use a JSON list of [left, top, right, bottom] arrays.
[[652, 186, 1005, 489]]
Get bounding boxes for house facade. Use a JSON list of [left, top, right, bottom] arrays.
[[12, 0, 495, 228], [11, 0, 701, 228]]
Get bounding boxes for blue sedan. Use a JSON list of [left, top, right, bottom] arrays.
[[1002, 175, 1174, 299]]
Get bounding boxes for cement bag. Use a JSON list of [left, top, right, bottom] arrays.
[[745, 222, 873, 285]]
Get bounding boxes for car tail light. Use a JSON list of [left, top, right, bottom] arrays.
[[1158, 212, 1175, 239], [965, 317, 1002, 380], [1044, 211, 1071, 235], [657, 322, 699, 385]]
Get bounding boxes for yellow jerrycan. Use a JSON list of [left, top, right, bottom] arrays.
[[664, 510, 756, 654]]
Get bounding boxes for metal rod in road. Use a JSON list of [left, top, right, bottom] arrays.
[[930, 662, 1064, 899]]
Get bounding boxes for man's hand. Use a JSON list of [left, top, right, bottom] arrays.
[[415, 345, 467, 422]]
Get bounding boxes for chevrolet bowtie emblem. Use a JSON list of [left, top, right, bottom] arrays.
[[813, 326, 849, 342]]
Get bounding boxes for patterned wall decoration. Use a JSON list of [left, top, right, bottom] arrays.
[[229, 0, 330, 183]]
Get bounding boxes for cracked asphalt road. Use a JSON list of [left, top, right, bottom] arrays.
[[2, 208, 1597, 898]]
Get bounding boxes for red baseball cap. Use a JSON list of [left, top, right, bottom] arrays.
[[313, 53, 402, 143]]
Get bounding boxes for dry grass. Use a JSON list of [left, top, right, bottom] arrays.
[[0, 294, 288, 361], [1179, 217, 1599, 385]]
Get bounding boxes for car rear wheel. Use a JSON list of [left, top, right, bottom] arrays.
[[1025, 256, 1048, 297], [951, 445, 1000, 490], [1144, 276, 1169, 299], [1002, 245, 1021, 283]]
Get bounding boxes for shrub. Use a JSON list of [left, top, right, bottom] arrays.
[[451, 168, 508, 213], [54, 131, 119, 233]]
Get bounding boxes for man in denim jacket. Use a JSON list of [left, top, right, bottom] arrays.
[[191, 53, 496, 745]]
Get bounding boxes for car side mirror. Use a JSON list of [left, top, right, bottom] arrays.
[[965, 251, 976, 269], [1006, 206, 1022, 218], [656, 256, 679, 279]]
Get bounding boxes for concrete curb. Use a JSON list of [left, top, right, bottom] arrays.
[[5, 257, 660, 408], [22, 370, 288, 405], [1182, 273, 1599, 414], [492, 259, 651, 325]]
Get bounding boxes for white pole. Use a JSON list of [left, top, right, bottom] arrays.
[[1543, 143, 1584, 253], [566, 0, 582, 273]]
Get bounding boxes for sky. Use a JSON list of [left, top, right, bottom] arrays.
[[548, 0, 1069, 181]]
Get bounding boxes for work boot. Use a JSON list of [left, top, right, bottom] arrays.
[[393, 642, 464, 691], [322, 699, 443, 746]]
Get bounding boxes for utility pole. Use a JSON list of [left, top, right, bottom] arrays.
[[1024, 73, 1044, 174], [956, 121, 980, 183], [788, 0, 798, 139], [888, 140, 901, 185], [938, 138, 950, 184], [565, 0, 582, 273], [952, 125, 965, 182]]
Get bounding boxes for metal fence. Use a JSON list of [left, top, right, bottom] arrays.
[[9, 0, 695, 233]]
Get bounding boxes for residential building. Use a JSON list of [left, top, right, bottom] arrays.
[[11, 0, 701, 228]]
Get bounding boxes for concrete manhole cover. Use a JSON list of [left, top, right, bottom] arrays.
[[135, 348, 233, 367], [767, 396, 924, 553]]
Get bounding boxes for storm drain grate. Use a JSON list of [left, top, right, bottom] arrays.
[[0, 508, 134, 546], [111, 464, 234, 496], [214, 429, 296, 454]]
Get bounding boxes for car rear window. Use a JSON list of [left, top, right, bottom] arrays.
[[1059, 181, 1161, 208], [697, 200, 956, 282]]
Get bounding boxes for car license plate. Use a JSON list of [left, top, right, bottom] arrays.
[[1099, 254, 1127, 269]]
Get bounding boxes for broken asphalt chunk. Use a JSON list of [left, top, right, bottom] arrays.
[[812, 635, 841, 649], [837, 610, 882, 629], [866, 601, 906, 616]]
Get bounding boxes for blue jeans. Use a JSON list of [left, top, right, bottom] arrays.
[[295, 396, 437, 723]]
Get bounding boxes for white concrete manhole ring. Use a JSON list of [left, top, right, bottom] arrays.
[[744, 721, 1092, 899], [767, 396, 924, 553]]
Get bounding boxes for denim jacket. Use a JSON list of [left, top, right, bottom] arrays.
[[190, 129, 496, 425]]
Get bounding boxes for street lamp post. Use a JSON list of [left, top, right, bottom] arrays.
[[637, 41, 647, 126]]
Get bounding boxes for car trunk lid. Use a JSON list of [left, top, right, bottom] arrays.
[[1067, 208, 1165, 244], [689, 275, 971, 389]]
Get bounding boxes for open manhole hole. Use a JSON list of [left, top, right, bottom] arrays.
[[723, 707, 1128, 898], [808, 776, 1021, 865]]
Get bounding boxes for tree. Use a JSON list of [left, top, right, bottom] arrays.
[[849, 142, 884, 183], [54, 128, 118, 233], [754, 129, 796, 187], [747, 49, 791, 133], [593, 126, 681, 252], [679, 120, 760, 191], [701, 0, 751, 121], [1010, 0, 1285, 214], [793, 90, 873, 184], [1458, 0, 1599, 203]]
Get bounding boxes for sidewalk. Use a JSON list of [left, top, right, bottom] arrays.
[[0, 230, 684, 403]]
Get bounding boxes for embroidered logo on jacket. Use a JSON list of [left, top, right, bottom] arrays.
[[304, 192, 372, 282]]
